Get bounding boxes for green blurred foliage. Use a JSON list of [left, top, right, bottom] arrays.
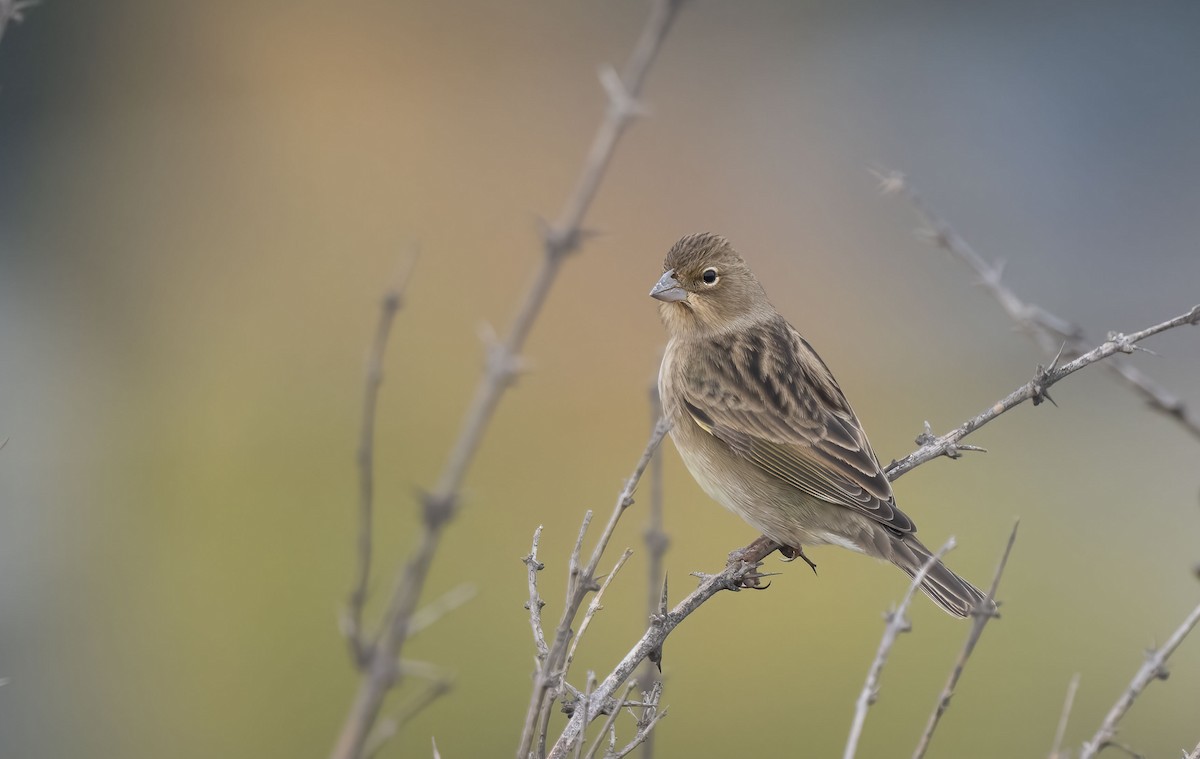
[[1, 1, 1198, 758]]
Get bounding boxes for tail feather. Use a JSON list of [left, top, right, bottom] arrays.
[[892, 537, 993, 619]]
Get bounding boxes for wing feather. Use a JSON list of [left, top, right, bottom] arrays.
[[679, 318, 915, 535]]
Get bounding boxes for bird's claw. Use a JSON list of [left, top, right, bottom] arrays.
[[778, 545, 818, 575]]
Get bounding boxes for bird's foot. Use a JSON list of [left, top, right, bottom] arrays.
[[735, 567, 780, 590], [778, 545, 818, 575]]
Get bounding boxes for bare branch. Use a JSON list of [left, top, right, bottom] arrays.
[[1049, 673, 1081, 759], [879, 170, 1200, 442], [844, 539, 956, 759], [912, 521, 1019, 759], [1080, 600, 1200, 759], [330, 1, 685, 755], [409, 583, 477, 637], [1185, 739, 1200, 759], [572, 672, 596, 759], [583, 681, 637, 759], [344, 254, 417, 666], [886, 305, 1200, 480], [363, 677, 453, 759], [609, 702, 668, 759], [524, 527, 550, 663]]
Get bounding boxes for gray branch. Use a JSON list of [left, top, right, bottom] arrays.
[[344, 254, 417, 666], [879, 170, 1200, 442], [1079, 600, 1200, 758], [886, 305, 1200, 480]]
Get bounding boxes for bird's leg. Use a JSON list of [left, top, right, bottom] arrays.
[[778, 545, 818, 575], [726, 534, 782, 566]]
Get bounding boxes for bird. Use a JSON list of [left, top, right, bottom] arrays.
[[650, 232, 990, 618]]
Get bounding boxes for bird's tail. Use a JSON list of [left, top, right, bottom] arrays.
[[890, 536, 993, 619]]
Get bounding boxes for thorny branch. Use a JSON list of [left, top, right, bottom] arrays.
[[878, 170, 1200, 443], [886, 305, 1200, 479], [344, 255, 417, 665], [1079, 600, 1200, 759], [843, 540, 956, 759], [911, 522, 1019, 759], [329, 1, 685, 756]]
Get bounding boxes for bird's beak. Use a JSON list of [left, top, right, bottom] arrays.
[[650, 270, 688, 303]]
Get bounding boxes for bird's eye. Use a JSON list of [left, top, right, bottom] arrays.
[[701, 267, 719, 285]]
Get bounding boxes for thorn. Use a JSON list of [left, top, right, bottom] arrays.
[[1047, 341, 1068, 373], [1031, 364, 1058, 407], [915, 421, 938, 446]]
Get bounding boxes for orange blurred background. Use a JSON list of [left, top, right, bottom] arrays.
[[1, 1, 1198, 757]]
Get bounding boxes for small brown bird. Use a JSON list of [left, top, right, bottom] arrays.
[[651, 233, 989, 618]]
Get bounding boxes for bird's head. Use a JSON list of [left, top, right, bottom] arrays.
[[650, 233, 774, 338]]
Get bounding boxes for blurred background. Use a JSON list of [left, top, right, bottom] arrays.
[[1, 1, 1199, 757]]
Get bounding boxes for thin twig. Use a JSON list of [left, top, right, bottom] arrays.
[[329, 1, 685, 756], [345, 255, 417, 666], [1079, 600, 1200, 759], [610, 706, 669, 759], [573, 672, 596, 759], [912, 521, 1019, 759], [640, 386, 667, 759], [564, 549, 634, 684], [409, 583, 477, 636], [843, 539, 956, 759], [886, 305, 1200, 480], [879, 170, 1200, 442], [583, 681, 638, 759], [1049, 673, 1081, 759], [524, 527, 550, 663], [363, 677, 453, 759]]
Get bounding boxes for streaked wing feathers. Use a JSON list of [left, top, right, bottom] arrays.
[[680, 318, 914, 535]]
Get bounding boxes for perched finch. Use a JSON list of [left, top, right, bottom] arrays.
[[651, 232, 989, 618]]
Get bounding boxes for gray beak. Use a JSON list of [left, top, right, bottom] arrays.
[[650, 270, 688, 303]]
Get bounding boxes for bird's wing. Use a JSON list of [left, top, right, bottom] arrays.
[[679, 318, 915, 535]]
